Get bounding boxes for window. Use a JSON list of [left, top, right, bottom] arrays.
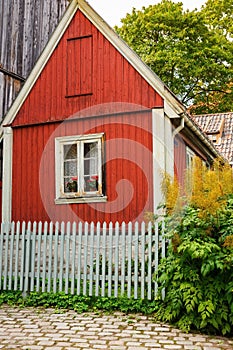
[[186, 146, 195, 170], [55, 133, 107, 204]]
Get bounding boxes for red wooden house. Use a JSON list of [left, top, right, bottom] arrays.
[[0, 0, 219, 224]]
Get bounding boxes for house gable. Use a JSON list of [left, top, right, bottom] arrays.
[[10, 9, 164, 127]]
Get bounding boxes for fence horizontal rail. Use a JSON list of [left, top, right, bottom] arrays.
[[0, 221, 166, 300]]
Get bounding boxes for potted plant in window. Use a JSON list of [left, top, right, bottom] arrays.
[[86, 175, 98, 191], [66, 176, 78, 192]]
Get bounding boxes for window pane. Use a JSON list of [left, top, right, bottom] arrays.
[[84, 142, 98, 175], [64, 161, 77, 176], [64, 144, 77, 160], [63, 144, 78, 193], [84, 175, 98, 192], [83, 142, 99, 192]]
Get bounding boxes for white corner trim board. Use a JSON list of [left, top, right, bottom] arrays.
[[2, 127, 13, 223]]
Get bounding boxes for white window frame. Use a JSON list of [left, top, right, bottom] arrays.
[[55, 133, 107, 204], [186, 146, 195, 170]]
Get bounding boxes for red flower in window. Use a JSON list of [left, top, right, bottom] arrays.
[[67, 177, 78, 192]]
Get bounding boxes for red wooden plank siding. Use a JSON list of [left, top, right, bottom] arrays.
[[66, 35, 93, 97], [174, 135, 186, 189], [13, 11, 163, 127], [12, 112, 153, 224]]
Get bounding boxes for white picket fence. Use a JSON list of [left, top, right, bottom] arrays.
[[0, 221, 166, 300]]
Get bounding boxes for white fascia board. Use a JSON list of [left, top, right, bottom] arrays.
[[0, 0, 79, 133], [164, 99, 185, 119], [78, 0, 185, 113]]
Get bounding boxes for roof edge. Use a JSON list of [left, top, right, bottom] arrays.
[[183, 113, 224, 161], [0, 0, 79, 133], [78, 0, 185, 115]]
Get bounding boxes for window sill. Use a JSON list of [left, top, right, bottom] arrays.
[[55, 196, 107, 205]]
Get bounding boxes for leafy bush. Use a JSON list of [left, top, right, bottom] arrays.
[[155, 159, 233, 336]]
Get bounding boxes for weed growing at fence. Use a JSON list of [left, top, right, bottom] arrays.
[[0, 290, 158, 315], [155, 159, 233, 336]]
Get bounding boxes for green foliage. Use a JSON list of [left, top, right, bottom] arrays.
[[115, 0, 233, 114], [155, 196, 233, 336], [0, 290, 158, 315]]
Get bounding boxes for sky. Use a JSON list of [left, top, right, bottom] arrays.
[[88, 0, 207, 26]]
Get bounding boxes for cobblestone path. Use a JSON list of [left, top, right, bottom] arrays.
[[0, 306, 232, 349]]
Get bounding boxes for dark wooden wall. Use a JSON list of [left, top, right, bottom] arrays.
[[0, 0, 69, 119]]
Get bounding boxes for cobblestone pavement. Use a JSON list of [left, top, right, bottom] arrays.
[[0, 306, 232, 350]]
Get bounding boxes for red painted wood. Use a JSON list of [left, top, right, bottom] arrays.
[[13, 11, 163, 127], [10, 9, 163, 223], [174, 135, 186, 189], [12, 112, 153, 224], [66, 36, 93, 97]]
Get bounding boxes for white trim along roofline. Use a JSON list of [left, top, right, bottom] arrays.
[[0, 0, 222, 160], [0, 0, 79, 133]]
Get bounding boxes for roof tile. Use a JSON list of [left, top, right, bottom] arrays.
[[192, 112, 233, 164]]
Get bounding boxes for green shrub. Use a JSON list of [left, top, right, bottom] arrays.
[[0, 290, 158, 316], [155, 196, 233, 336]]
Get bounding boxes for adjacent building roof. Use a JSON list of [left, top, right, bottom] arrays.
[[192, 112, 233, 165]]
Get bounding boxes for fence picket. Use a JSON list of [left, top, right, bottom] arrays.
[[36, 222, 42, 292], [8, 222, 15, 290], [108, 222, 113, 297], [120, 222, 126, 296], [24, 222, 32, 294], [101, 222, 107, 297], [161, 220, 166, 300], [140, 222, 145, 299], [70, 222, 76, 295], [14, 222, 20, 290], [154, 221, 159, 296], [89, 222, 95, 296], [114, 222, 119, 298], [53, 222, 59, 293], [59, 222, 65, 292], [127, 222, 132, 298], [65, 222, 71, 294], [47, 222, 53, 293], [147, 222, 152, 300], [83, 222, 88, 296], [0, 220, 167, 300], [77, 222, 82, 295], [134, 222, 139, 299], [19, 221, 26, 291], [95, 222, 101, 297], [30, 222, 37, 291], [41, 222, 48, 292]]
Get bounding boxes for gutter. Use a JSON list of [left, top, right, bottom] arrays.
[[173, 114, 185, 137]]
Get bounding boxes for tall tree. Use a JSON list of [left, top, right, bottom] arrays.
[[115, 0, 233, 114]]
